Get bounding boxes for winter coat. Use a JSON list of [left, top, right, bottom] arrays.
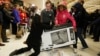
[[2, 8, 13, 29], [72, 2, 89, 28], [55, 10, 76, 28]]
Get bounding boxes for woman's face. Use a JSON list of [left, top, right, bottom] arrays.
[[59, 6, 64, 11]]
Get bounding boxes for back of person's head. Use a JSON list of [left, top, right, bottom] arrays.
[[78, 0, 84, 4], [33, 14, 41, 24], [31, 6, 36, 13], [14, 4, 20, 9]]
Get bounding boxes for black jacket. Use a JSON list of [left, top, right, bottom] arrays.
[[73, 2, 88, 28], [26, 14, 43, 46], [91, 17, 100, 27], [2, 8, 13, 29]]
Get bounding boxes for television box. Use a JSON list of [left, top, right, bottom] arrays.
[[41, 26, 76, 51]]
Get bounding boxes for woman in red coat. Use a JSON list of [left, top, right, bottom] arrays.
[[55, 5, 76, 30]]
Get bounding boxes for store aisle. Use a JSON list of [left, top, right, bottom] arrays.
[[0, 32, 100, 56]]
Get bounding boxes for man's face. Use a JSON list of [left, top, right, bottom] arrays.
[[46, 3, 52, 10], [0, 0, 3, 5]]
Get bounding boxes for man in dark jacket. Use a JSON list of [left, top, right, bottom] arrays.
[[72, 0, 88, 50], [10, 7, 43, 56], [41, 1, 55, 30], [1, 3, 13, 42]]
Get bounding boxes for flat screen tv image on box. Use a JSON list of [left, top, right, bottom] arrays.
[[51, 29, 69, 45]]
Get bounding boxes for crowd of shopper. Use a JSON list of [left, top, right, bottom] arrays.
[[0, 0, 100, 56], [0, 1, 29, 46]]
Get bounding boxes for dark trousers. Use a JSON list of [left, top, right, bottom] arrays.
[[73, 28, 88, 48], [12, 23, 17, 35], [1, 28, 7, 42], [89, 25, 95, 35], [83, 24, 88, 38], [94, 26, 100, 41], [14, 44, 41, 56]]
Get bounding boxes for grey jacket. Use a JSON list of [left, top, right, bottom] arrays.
[[41, 9, 55, 23]]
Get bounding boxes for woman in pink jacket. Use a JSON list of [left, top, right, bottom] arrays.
[[55, 5, 76, 29]]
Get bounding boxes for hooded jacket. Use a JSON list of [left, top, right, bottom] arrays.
[[55, 10, 76, 28]]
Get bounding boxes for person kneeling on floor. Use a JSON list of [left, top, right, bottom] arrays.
[[9, 7, 44, 56]]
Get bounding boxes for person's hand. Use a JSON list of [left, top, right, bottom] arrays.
[[11, 20, 13, 22], [74, 28, 77, 32]]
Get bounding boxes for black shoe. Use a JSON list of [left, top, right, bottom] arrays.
[[3, 41, 9, 43], [29, 53, 39, 56], [98, 52, 100, 56], [9, 50, 18, 56], [94, 40, 99, 42], [0, 43, 5, 46]]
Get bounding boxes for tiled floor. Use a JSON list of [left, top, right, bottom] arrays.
[[0, 32, 100, 56]]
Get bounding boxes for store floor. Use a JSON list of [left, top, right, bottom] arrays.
[[0, 32, 100, 56]]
